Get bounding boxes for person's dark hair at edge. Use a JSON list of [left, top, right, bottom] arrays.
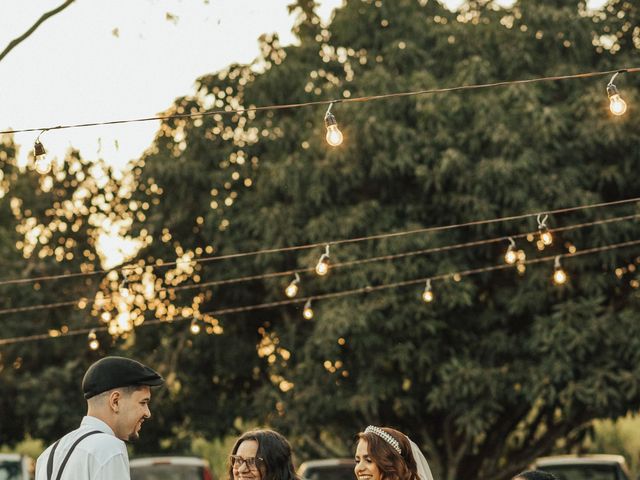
[[228, 429, 298, 480], [513, 470, 559, 480]]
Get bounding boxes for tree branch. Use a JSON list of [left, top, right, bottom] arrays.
[[0, 0, 76, 63]]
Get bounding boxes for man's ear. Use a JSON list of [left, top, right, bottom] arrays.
[[108, 390, 122, 413]]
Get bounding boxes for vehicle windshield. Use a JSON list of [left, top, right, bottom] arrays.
[[130, 464, 204, 480], [0, 460, 23, 480], [540, 465, 619, 480], [303, 465, 354, 480]]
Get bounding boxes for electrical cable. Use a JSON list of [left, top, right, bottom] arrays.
[[0, 213, 636, 316], [1, 237, 638, 346]]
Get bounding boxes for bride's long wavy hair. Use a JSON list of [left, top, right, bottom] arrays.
[[356, 427, 419, 480]]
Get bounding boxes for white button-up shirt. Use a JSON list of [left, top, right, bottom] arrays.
[[36, 416, 130, 480]]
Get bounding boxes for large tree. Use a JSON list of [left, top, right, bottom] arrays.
[[129, 0, 640, 478]]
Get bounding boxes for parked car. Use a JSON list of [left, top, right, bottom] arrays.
[[298, 458, 354, 480], [532, 454, 631, 480], [130, 456, 213, 480], [0, 453, 34, 480]]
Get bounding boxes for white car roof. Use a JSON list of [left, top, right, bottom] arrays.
[[535, 454, 626, 466], [130, 456, 208, 467], [0, 454, 23, 461]]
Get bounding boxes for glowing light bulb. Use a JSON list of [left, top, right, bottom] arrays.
[[190, 320, 201, 334], [326, 124, 343, 146], [504, 238, 517, 264], [285, 282, 298, 298], [34, 157, 52, 174], [553, 256, 568, 285], [315, 245, 330, 276], [88, 329, 99, 350], [315, 258, 329, 276], [324, 103, 343, 147], [303, 299, 314, 320], [537, 214, 553, 246], [607, 82, 627, 116], [553, 268, 567, 285], [285, 273, 301, 297], [422, 280, 434, 303]]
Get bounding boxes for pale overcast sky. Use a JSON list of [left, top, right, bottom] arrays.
[[0, 0, 607, 170]]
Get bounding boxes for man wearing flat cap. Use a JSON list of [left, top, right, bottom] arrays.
[[35, 356, 164, 480]]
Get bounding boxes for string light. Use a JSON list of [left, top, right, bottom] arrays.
[[33, 130, 52, 175], [607, 72, 627, 116], [324, 103, 343, 147], [504, 237, 517, 264], [87, 329, 99, 350], [4, 239, 640, 347], [303, 299, 314, 320], [2, 68, 637, 138], [285, 273, 301, 298], [537, 214, 553, 246], [1, 198, 639, 289], [553, 255, 568, 285], [189, 319, 201, 334], [422, 279, 434, 303], [315, 245, 331, 276]]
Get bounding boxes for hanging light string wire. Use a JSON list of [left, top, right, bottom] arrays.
[[0, 212, 637, 317], [0, 195, 639, 288], [1, 237, 639, 346], [0, 67, 637, 136]]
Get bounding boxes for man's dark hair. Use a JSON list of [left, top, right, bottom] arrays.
[[513, 470, 559, 480], [228, 429, 298, 480]]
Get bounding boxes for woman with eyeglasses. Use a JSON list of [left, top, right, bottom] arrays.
[[228, 429, 298, 480]]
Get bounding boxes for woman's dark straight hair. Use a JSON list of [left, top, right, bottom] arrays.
[[228, 429, 298, 480]]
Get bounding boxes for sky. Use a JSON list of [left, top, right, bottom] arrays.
[[0, 0, 342, 170], [0, 0, 608, 171]]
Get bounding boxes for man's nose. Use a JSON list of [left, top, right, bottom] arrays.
[[144, 405, 151, 419]]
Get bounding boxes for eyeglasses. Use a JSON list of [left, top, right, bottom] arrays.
[[230, 455, 264, 469]]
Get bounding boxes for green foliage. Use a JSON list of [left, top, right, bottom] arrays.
[[130, 1, 640, 479]]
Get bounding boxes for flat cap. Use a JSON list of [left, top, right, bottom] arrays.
[[82, 356, 164, 399]]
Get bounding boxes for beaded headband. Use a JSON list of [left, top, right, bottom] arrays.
[[364, 426, 401, 455]]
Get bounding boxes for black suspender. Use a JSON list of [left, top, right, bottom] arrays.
[[46, 430, 102, 480]]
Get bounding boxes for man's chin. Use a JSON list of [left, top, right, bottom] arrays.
[[127, 431, 140, 443]]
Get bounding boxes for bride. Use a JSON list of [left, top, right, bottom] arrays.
[[354, 426, 434, 480]]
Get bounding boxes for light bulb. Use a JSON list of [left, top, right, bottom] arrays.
[[552, 256, 567, 285], [539, 228, 553, 246], [324, 105, 344, 147], [553, 268, 567, 285], [34, 157, 51, 174], [190, 320, 201, 334], [609, 94, 627, 116], [303, 300, 314, 320], [325, 124, 344, 146], [422, 289, 434, 303], [88, 329, 99, 350], [422, 280, 434, 303], [315, 246, 331, 276], [285, 282, 299, 298], [315, 257, 329, 276], [504, 247, 517, 265], [607, 82, 627, 116]]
